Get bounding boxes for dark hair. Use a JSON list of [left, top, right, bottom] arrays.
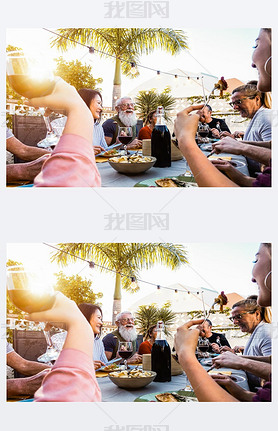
[[232, 297, 271, 323], [204, 104, 212, 112], [232, 83, 270, 108], [205, 319, 212, 326], [77, 89, 103, 124], [146, 110, 157, 124], [145, 324, 157, 340], [78, 303, 103, 338]]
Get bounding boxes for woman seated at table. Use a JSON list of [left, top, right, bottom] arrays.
[[52, 303, 108, 370], [174, 28, 271, 187], [174, 243, 271, 402], [138, 110, 157, 140], [138, 325, 157, 354], [51, 88, 108, 155], [27, 79, 101, 187], [26, 292, 102, 402]]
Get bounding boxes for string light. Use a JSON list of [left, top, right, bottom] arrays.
[[42, 28, 206, 83], [43, 243, 205, 296]]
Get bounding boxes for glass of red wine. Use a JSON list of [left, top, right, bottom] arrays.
[[197, 337, 210, 358], [117, 127, 133, 153], [6, 265, 59, 364], [118, 341, 133, 369], [197, 123, 210, 143]]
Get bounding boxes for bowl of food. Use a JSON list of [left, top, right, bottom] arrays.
[[108, 369, 156, 389], [108, 154, 156, 175]]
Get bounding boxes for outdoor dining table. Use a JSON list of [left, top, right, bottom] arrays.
[[97, 150, 250, 188], [97, 366, 250, 402]]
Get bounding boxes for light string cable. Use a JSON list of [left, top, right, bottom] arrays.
[[42, 28, 207, 83], [43, 242, 208, 295]]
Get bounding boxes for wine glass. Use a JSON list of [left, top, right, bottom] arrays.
[[6, 51, 55, 99], [117, 127, 133, 153], [197, 123, 210, 144], [36, 108, 61, 150], [6, 265, 59, 364], [118, 341, 133, 370], [197, 338, 210, 358]]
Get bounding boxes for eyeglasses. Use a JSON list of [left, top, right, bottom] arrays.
[[120, 103, 135, 109], [229, 96, 256, 108], [229, 310, 256, 322], [120, 317, 134, 324]]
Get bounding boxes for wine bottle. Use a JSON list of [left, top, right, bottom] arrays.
[[151, 106, 171, 167], [151, 321, 171, 382]]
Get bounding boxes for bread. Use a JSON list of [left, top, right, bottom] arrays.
[[155, 178, 178, 187], [155, 393, 179, 402]]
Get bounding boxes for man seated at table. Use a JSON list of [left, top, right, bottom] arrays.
[[220, 298, 272, 391], [200, 319, 231, 353], [198, 104, 231, 138], [102, 97, 142, 149], [102, 311, 142, 364], [6, 127, 50, 184], [6, 342, 50, 398]]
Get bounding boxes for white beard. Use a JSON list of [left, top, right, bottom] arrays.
[[118, 111, 138, 127], [118, 325, 138, 342]]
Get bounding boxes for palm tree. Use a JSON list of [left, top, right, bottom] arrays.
[[135, 88, 176, 124], [50, 28, 189, 108], [51, 243, 188, 323], [135, 304, 176, 338]]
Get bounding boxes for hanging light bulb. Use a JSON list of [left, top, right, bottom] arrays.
[[130, 62, 137, 75], [89, 46, 95, 54], [174, 289, 178, 294], [130, 276, 137, 289], [157, 70, 161, 75], [187, 76, 190, 80], [89, 261, 95, 269], [174, 74, 178, 79], [156, 285, 161, 294]]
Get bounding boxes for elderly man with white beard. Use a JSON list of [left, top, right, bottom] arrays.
[[102, 97, 142, 149], [102, 311, 142, 363]]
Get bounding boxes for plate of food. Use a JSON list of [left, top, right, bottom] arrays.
[[98, 363, 124, 373], [108, 369, 156, 389], [98, 148, 123, 158], [134, 175, 197, 187], [134, 390, 197, 402]]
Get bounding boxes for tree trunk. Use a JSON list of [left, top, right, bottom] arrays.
[[112, 272, 122, 324], [112, 58, 122, 110]]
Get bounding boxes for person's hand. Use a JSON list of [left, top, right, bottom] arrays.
[[126, 139, 142, 149], [219, 346, 235, 353], [210, 128, 220, 139], [174, 319, 204, 359], [210, 374, 240, 392], [174, 104, 205, 143], [210, 159, 237, 174], [93, 146, 105, 155], [210, 343, 220, 353], [219, 131, 234, 139], [212, 137, 243, 155], [26, 78, 87, 115], [233, 345, 244, 354], [233, 131, 244, 139], [94, 360, 105, 370], [22, 369, 51, 396], [212, 351, 242, 369], [25, 292, 82, 327], [127, 352, 142, 364]]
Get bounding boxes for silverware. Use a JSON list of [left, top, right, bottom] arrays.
[[206, 149, 216, 158], [206, 364, 216, 373]]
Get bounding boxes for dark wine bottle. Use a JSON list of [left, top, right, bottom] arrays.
[[151, 321, 171, 382], [151, 106, 171, 167]]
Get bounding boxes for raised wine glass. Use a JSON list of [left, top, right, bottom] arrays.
[[6, 265, 59, 364], [197, 337, 210, 358], [117, 127, 133, 153], [118, 341, 133, 370], [6, 51, 59, 150]]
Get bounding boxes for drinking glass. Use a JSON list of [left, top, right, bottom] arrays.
[[118, 341, 133, 369], [197, 123, 210, 143], [6, 265, 59, 364], [6, 51, 55, 99], [197, 338, 210, 358], [36, 108, 61, 150], [117, 127, 133, 152]]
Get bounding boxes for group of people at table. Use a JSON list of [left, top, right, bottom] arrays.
[[7, 243, 272, 402], [6, 28, 271, 187]]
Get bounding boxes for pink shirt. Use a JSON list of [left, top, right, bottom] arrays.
[[34, 348, 101, 402], [34, 134, 101, 187]]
